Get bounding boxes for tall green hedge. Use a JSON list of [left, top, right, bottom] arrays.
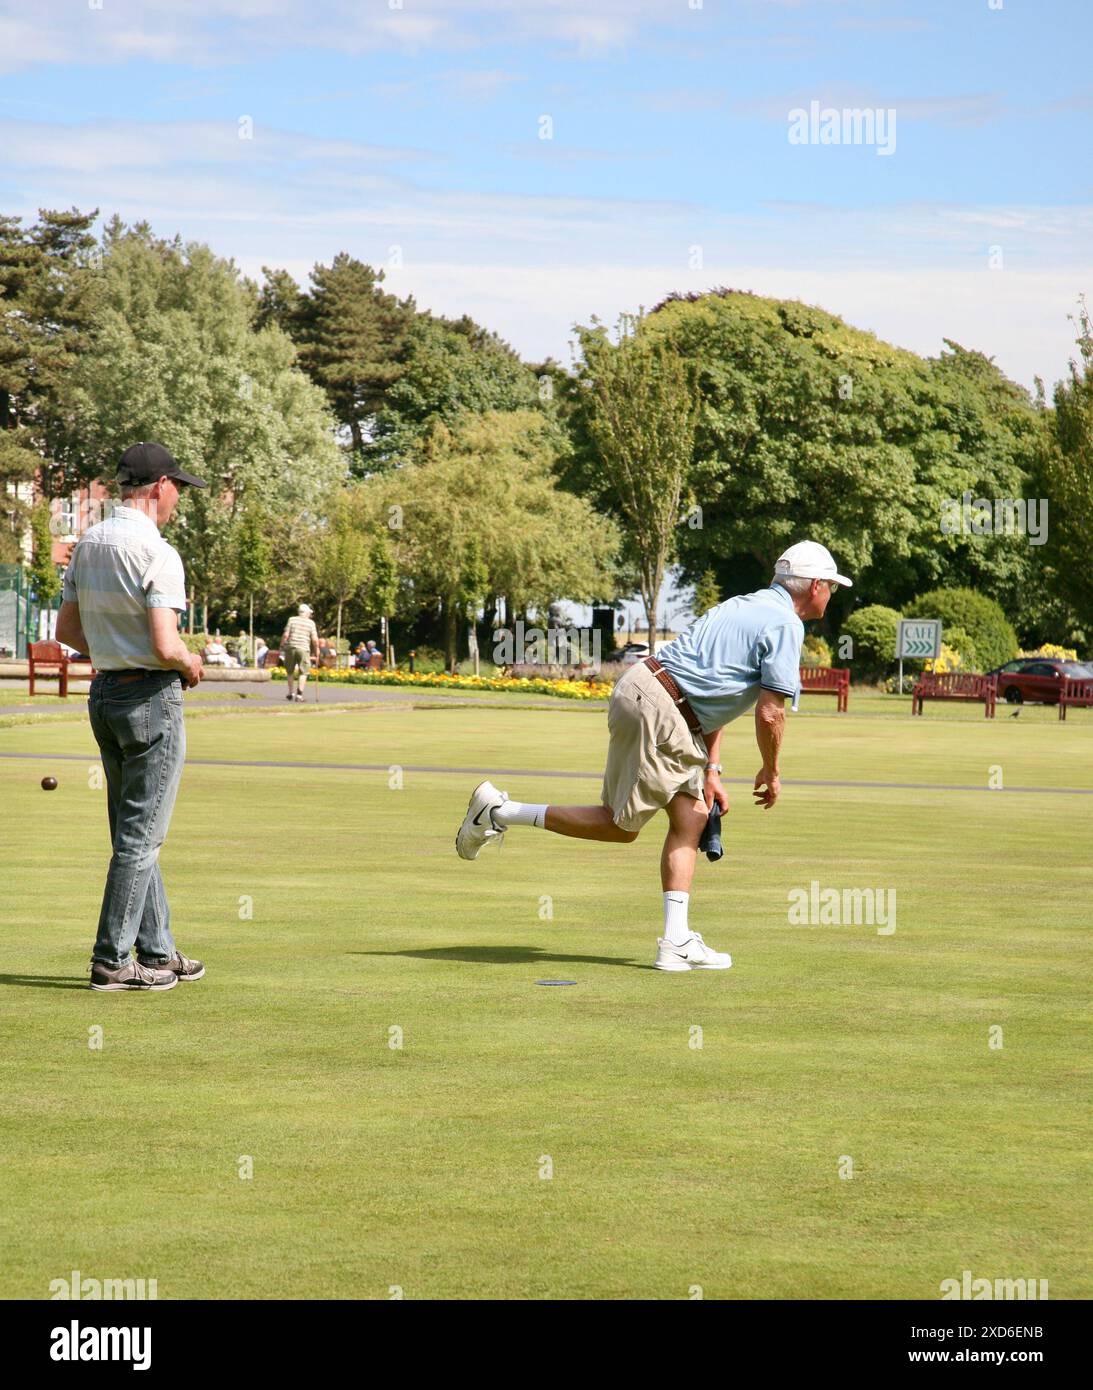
[[842, 605, 901, 681], [903, 588, 1017, 672]]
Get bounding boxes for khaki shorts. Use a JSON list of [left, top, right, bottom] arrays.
[[284, 646, 311, 677], [601, 661, 708, 832]]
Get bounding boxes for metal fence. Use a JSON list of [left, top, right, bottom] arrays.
[[0, 563, 60, 659]]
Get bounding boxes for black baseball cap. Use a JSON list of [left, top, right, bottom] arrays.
[[116, 442, 207, 489]]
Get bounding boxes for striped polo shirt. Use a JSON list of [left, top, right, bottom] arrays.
[[61, 504, 187, 672], [283, 615, 318, 651]]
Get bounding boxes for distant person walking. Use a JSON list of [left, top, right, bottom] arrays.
[[54, 442, 208, 993], [281, 603, 320, 702]]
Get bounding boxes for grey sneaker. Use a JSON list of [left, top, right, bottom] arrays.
[[89, 959, 179, 992], [137, 950, 205, 982]]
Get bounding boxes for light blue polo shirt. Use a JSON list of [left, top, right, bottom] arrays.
[[656, 585, 804, 734]]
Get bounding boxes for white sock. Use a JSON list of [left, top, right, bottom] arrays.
[[663, 891, 691, 945], [492, 799, 547, 829]]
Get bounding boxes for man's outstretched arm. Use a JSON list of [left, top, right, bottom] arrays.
[[753, 689, 786, 808]]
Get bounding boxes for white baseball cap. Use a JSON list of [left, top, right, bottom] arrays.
[[774, 541, 853, 588], [298, 603, 313, 615]]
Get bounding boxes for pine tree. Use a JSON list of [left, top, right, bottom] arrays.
[[0, 208, 98, 559], [691, 568, 721, 617], [279, 254, 415, 463], [28, 502, 61, 609]]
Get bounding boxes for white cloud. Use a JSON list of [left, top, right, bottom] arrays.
[[0, 0, 727, 73], [4, 106, 1088, 393], [365, 260, 1089, 394], [0, 118, 430, 175]]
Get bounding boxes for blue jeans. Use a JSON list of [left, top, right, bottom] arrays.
[[88, 670, 186, 968]]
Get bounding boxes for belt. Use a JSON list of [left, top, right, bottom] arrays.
[[642, 656, 703, 735], [100, 668, 174, 684]]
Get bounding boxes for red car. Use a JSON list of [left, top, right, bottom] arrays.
[[988, 658, 1093, 705]]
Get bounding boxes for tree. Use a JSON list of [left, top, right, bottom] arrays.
[[306, 492, 376, 660], [903, 588, 1018, 672], [267, 254, 414, 465], [691, 568, 721, 618], [370, 534, 398, 663], [378, 410, 620, 669], [236, 504, 273, 664], [614, 289, 1047, 635], [63, 223, 344, 625], [1040, 299, 1093, 632], [363, 310, 541, 470], [566, 315, 699, 655], [0, 207, 98, 557], [28, 502, 61, 632]]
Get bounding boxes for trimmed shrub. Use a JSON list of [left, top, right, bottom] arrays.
[[842, 605, 901, 682], [1018, 642, 1078, 662], [801, 634, 832, 667], [903, 589, 1017, 673], [926, 642, 968, 675], [943, 626, 980, 672]]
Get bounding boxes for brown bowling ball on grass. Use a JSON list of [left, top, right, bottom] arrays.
[[41, 776, 57, 791]]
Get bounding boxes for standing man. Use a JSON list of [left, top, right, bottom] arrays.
[[455, 541, 852, 972], [55, 442, 208, 992], [280, 603, 320, 702]]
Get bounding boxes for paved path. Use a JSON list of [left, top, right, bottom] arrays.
[[0, 678, 591, 718]]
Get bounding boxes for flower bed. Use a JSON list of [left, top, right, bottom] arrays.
[[271, 667, 613, 700]]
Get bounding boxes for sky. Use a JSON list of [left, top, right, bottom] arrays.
[[2, 0, 1091, 625]]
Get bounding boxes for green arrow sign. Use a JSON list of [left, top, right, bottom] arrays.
[[897, 620, 942, 660]]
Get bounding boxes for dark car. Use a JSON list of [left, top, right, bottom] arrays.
[[987, 658, 1093, 705], [617, 642, 651, 666]]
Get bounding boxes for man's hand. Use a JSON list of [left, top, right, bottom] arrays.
[[148, 608, 203, 688], [704, 771, 728, 814], [753, 767, 781, 809], [183, 652, 204, 689]]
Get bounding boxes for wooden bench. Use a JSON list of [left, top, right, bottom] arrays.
[[912, 672, 997, 718], [799, 665, 850, 712], [28, 640, 71, 697], [1059, 677, 1093, 721]]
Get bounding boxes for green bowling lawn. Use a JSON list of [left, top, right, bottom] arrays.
[[1, 694, 1090, 1299]]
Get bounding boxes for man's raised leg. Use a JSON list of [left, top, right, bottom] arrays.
[[456, 780, 638, 859], [542, 805, 638, 842]]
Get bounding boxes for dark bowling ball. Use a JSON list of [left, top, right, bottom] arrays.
[[41, 776, 58, 791]]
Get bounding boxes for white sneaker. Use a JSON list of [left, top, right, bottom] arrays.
[[654, 932, 732, 972], [455, 780, 508, 860]]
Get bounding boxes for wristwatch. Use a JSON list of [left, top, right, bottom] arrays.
[[705, 763, 722, 774]]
